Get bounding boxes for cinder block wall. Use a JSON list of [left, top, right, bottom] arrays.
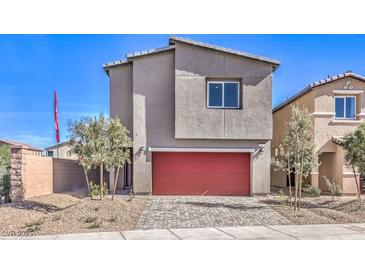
[[10, 147, 99, 201], [23, 151, 53, 198], [53, 158, 98, 192]]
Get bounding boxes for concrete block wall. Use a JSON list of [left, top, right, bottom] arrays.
[[53, 158, 98, 193], [10, 147, 53, 201], [10, 147, 98, 201], [23, 152, 53, 198]]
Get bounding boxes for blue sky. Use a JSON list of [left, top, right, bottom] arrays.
[[1, 34, 365, 148]]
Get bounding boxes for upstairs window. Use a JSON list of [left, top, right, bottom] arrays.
[[335, 96, 356, 119], [207, 81, 240, 109]]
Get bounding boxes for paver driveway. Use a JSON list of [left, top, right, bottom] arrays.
[[135, 196, 291, 230]]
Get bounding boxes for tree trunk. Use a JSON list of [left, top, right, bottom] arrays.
[[298, 154, 304, 211], [287, 169, 293, 208], [352, 165, 363, 209], [298, 179, 302, 211], [100, 163, 104, 200], [294, 172, 298, 212], [82, 166, 91, 197], [112, 165, 121, 201]]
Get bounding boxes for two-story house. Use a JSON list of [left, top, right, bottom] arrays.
[[272, 72, 365, 195], [45, 140, 77, 159], [104, 36, 280, 196]]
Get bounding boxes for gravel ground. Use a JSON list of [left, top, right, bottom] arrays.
[[259, 195, 365, 225], [0, 193, 147, 236]]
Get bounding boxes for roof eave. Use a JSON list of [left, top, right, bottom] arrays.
[[169, 35, 281, 69], [273, 72, 365, 113], [102, 46, 175, 76], [126, 45, 175, 60], [103, 60, 131, 76]]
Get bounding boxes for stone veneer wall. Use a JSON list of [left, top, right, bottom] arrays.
[[10, 148, 24, 201]]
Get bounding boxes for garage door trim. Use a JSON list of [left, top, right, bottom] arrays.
[[148, 147, 256, 153]]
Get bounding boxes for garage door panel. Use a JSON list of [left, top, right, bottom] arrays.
[[152, 152, 250, 195]]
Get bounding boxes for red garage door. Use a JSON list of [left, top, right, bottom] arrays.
[[152, 152, 250, 196]]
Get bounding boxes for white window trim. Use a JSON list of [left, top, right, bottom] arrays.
[[207, 81, 240, 109], [334, 95, 357, 120], [333, 89, 363, 95]]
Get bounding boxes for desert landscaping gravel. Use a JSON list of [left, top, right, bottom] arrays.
[[0, 193, 146, 236], [260, 195, 365, 225], [2, 191, 365, 237]]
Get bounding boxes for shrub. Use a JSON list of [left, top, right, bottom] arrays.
[[52, 215, 62, 221], [84, 216, 98, 224], [24, 219, 44, 227], [278, 189, 288, 207], [108, 216, 117, 222], [323, 176, 342, 200], [23, 219, 44, 233], [307, 185, 321, 198], [127, 190, 135, 202], [90, 181, 108, 197], [0, 144, 11, 203], [87, 220, 102, 229]]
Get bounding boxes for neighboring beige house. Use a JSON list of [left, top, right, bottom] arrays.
[[104, 36, 280, 195], [45, 140, 77, 159], [0, 138, 42, 156], [272, 72, 365, 195]]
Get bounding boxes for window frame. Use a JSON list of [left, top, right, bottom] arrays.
[[207, 81, 240, 109], [334, 95, 357, 120]]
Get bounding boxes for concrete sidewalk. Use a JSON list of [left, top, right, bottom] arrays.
[[2, 223, 365, 240]]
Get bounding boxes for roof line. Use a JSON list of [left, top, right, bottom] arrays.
[[273, 71, 365, 113], [169, 35, 281, 68], [45, 140, 71, 150], [332, 136, 344, 146], [103, 59, 130, 69], [126, 45, 175, 59], [103, 36, 282, 75], [0, 138, 43, 151], [103, 45, 175, 75]]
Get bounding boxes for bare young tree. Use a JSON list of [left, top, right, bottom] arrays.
[[272, 144, 294, 208], [273, 104, 316, 211], [105, 117, 132, 200], [69, 114, 132, 201], [343, 123, 365, 209], [69, 114, 109, 200], [68, 117, 94, 197]]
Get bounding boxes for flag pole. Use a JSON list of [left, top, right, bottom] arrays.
[[54, 90, 60, 158]]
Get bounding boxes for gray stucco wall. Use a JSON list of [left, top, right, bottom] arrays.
[[110, 64, 133, 134], [109, 45, 273, 195], [174, 42, 273, 140], [109, 64, 133, 191]]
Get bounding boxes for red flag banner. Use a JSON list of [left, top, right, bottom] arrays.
[[54, 90, 60, 143]]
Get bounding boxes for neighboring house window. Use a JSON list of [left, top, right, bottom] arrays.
[[67, 150, 72, 157], [207, 81, 240, 109], [47, 151, 54, 157], [335, 96, 356, 119]]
